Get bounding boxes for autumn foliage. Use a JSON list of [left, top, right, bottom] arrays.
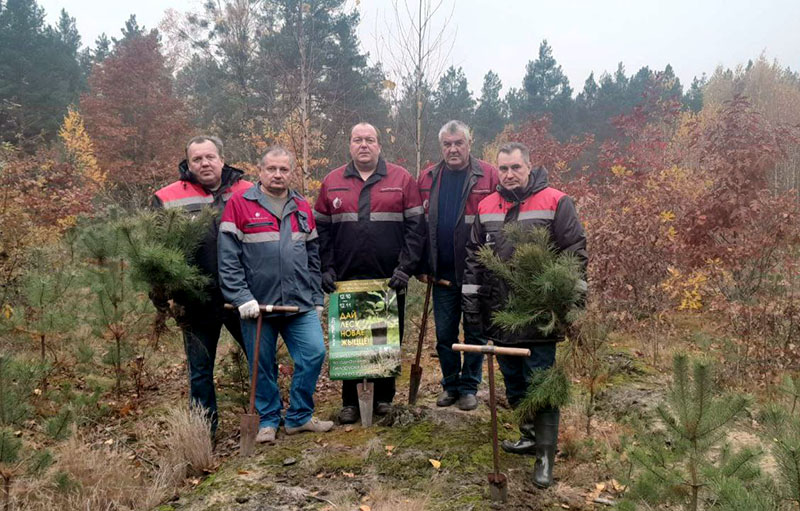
[[81, 31, 190, 208]]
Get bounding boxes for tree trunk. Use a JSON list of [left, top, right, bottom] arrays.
[[297, 4, 310, 195], [414, 0, 423, 178]]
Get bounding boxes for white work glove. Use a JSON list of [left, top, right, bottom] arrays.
[[238, 299, 261, 319], [315, 306, 324, 321]]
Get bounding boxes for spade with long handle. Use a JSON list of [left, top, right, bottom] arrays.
[[225, 304, 300, 456], [453, 343, 531, 502], [408, 278, 451, 405]]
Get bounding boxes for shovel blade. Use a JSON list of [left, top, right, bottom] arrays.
[[357, 381, 374, 427], [239, 412, 259, 457], [488, 472, 508, 502], [408, 365, 423, 405]]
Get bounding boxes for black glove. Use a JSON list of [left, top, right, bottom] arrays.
[[148, 289, 170, 314], [321, 269, 337, 294], [388, 268, 410, 290]]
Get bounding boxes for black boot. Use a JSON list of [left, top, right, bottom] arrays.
[[532, 410, 559, 488], [501, 421, 536, 455]]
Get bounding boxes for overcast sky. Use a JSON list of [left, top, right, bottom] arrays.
[[37, 0, 800, 96]]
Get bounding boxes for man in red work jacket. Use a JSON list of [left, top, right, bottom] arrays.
[[153, 135, 251, 438], [418, 120, 499, 411], [463, 141, 588, 488], [314, 122, 426, 425]]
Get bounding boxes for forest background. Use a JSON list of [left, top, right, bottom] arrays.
[[3, 0, 800, 510]]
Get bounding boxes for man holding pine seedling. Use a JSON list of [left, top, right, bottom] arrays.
[[152, 135, 252, 438], [462, 141, 587, 488]]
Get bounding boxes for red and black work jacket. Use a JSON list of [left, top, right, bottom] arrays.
[[152, 162, 252, 313], [313, 157, 426, 281], [462, 167, 588, 344], [417, 156, 499, 286], [218, 186, 322, 314]]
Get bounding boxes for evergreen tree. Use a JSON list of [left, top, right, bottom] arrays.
[[472, 70, 506, 150], [514, 40, 574, 139], [684, 75, 706, 113], [432, 66, 475, 129], [619, 355, 756, 511], [477, 224, 583, 337], [0, 0, 83, 149]]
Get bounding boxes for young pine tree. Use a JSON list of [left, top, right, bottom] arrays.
[[477, 224, 583, 337], [477, 224, 583, 416], [117, 207, 215, 343], [80, 218, 150, 397], [620, 355, 757, 511]]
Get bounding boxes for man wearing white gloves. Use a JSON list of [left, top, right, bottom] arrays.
[[218, 146, 332, 444]]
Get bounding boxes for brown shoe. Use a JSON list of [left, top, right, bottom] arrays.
[[284, 417, 334, 435]]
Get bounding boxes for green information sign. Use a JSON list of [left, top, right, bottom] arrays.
[[328, 279, 401, 380]]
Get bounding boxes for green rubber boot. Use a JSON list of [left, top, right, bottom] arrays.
[[532, 410, 559, 488]]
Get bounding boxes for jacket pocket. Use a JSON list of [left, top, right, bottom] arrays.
[[245, 221, 274, 228]]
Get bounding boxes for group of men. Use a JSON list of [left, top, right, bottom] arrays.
[[154, 120, 586, 488]]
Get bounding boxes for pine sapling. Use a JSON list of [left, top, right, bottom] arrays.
[[477, 224, 583, 337], [760, 402, 800, 506], [620, 355, 755, 511]]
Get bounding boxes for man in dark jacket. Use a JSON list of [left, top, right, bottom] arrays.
[[418, 120, 499, 411], [462, 142, 587, 488], [314, 122, 426, 424], [219, 145, 332, 444], [153, 135, 252, 437]]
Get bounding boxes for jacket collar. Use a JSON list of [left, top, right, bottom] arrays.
[[432, 155, 484, 181], [343, 156, 388, 179], [178, 160, 245, 191], [498, 166, 549, 203], [243, 184, 302, 217]]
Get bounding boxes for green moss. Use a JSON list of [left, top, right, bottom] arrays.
[[382, 421, 437, 449], [194, 473, 218, 493], [314, 451, 364, 473]]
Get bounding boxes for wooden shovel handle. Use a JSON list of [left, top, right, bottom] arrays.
[[224, 303, 300, 313], [452, 344, 531, 357]]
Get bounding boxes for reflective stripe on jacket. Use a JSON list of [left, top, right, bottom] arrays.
[[218, 185, 323, 313], [462, 167, 588, 344], [313, 157, 426, 280], [418, 156, 499, 285]]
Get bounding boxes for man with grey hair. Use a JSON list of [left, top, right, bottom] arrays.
[[152, 135, 252, 439], [219, 145, 332, 443], [417, 120, 499, 411]]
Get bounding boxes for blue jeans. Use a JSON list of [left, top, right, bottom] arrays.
[[182, 309, 244, 435], [240, 310, 326, 429], [433, 283, 486, 395], [495, 341, 557, 410]]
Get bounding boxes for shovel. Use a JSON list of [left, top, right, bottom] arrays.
[[226, 304, 300, 456], [408, 280, 432, 405], [240, 311, 263, 457], [357, 377, 374, 427], [408, 278, 451, 405], [453, 343, 531, 502]]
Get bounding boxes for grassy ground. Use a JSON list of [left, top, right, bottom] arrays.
[[157, 303, 657, 511]]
